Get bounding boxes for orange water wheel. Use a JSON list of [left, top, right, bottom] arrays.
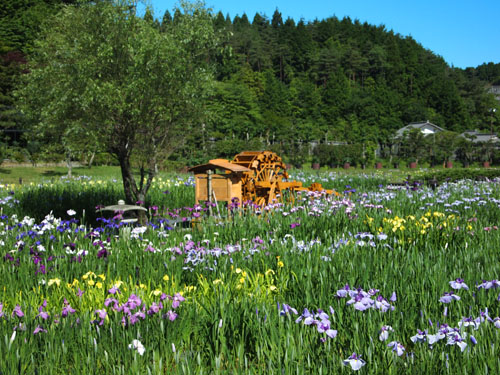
[[231, 151, 290, 206]]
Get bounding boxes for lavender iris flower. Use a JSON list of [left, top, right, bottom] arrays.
[[37, 311, 49, 320], [166, 310, 178, 321], [95, 309, 107, 320], [336, 284, 350, 298], [127, 295, 142, 309], [410, 329, 427, 343], [171, 293, 185, 309], [12, 304, 24, 318], [390, 292, 397, 302], [62, 300, 76, 317], [375, 295, 394, 312], [316, 320, 337, 339], [33, 325, 47, 335], [447, 333, 467, 352], [108, 286, 120, 295], [439, 292, 460, 303], [279, 304, 298, 316], [295, 308, 312, 324], [343, 353, 366, 371], [449, 278, 469, 290], [477, 280, 500, 289], [388, 341, 406, 356], [147, 302, 162, 315]]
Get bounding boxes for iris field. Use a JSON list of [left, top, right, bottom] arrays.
[[1, 170, 500, 374]]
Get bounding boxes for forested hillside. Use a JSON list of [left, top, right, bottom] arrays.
[[1, 1, 499, 166]]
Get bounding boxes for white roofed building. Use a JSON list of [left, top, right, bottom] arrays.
[[394, 120, 445, 139]]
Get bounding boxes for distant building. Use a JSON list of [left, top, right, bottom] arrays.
[[394, 120, 445, 139], [460, 130, 499, 144]]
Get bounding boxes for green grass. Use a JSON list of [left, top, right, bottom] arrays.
[[0, 165, 123, 185]]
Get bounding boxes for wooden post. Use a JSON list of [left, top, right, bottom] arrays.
[[207, 169, 213, 216]]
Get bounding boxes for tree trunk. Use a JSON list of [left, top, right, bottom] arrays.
[[66, 153, 72, 178], [118, 153, 136, 205], [87, 151, 96, 168], [117, 151, 155, 225]]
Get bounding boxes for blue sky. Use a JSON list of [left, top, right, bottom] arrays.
[[147, 0, 500, 69]]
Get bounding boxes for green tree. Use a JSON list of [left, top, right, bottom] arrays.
[[18, 0, 217, 205], [398, 128, 427, 163], [429, 131, 458, 165]]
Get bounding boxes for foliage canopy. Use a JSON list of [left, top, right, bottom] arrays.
[[17, 0, 218, 203]]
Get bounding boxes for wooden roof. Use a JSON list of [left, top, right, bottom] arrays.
[[188, 159, 251, 174]]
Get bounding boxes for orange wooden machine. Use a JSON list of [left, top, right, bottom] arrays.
[[188, 151, 337, 209]]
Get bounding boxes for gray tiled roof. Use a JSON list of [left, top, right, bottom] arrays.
[[394, 121, 445, 138], [460, 130, 499, 143]]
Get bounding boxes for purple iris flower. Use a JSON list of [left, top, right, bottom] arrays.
[[375, 295, 394, 312], [37, 311, 49, 320], [447, 333, 467, 352], [166, 310, 178, 321], [336, 284, 350, 298], [33, 325, 47, 335], [316, 309, 329, 321], [390, 291, 397, 302], [477, 280, 500, 289], [347, 292, 374, 311], [387, 341, 405, 356], [104, 298, 119, 309], [128, 311, 146, 325], [97, 248, 108, 258], [476, 308, 490, 324], [127, 295, 142, 310], [147, 302, 162, 315], [295, 308, 311, 324], [279, 303, 298, 316], [303, 316, 317, 325], [410, 329, 427, 343], [95, 309, 107, 320], [12, 304, 24, 318], [439, 292, 460, 303], [171, 293, 185, 309], [449, 278, 469, 290], [108, 286, 120, 294], [317, 320, 337, 339], [62, 300, 76, 317], [0, 302, 4, 318]]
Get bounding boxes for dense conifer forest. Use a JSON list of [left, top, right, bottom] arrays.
[[1, 0, 500, 166]]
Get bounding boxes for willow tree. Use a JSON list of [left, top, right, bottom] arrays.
[[17, 0, 217, 204]]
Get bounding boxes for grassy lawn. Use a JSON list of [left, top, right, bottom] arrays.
[[0, 162, 497, 186], [0, 165, 123, 185]]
